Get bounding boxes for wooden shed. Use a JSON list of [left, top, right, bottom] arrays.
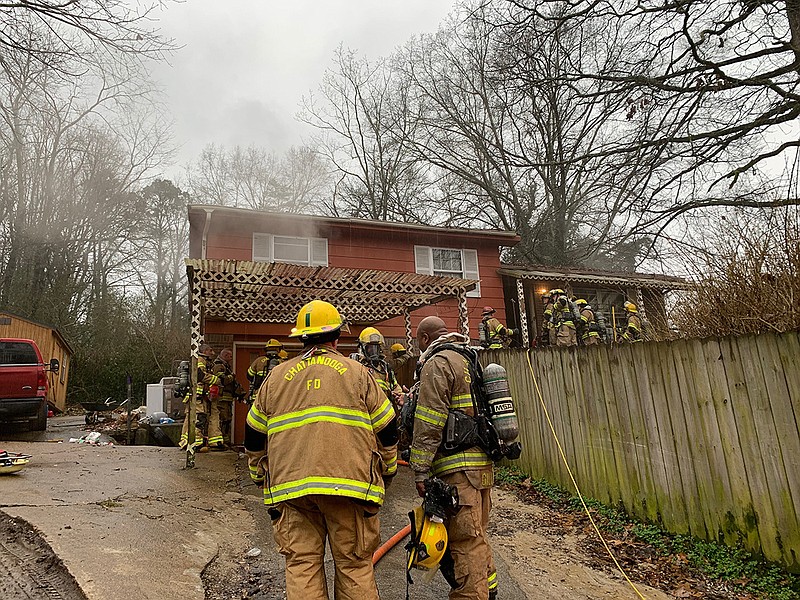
[[0, 311, 73, 412]]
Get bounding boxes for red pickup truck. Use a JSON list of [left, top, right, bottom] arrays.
[[0, 338, 60, 431]]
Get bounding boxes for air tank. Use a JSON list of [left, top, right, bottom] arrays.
[[482, 363, 519, 442]]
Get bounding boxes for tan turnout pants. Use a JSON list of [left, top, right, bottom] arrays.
[[442, 470, 493, 600], [272, 495, 381, 600]]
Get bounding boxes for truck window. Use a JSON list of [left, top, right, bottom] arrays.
[[0, 341, 39, 365]]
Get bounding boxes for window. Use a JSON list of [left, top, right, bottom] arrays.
[[253, 233, 328, 267], [414, 246, 480, 297], [60, 354, 67, 385], [0, 341, 38, 365]]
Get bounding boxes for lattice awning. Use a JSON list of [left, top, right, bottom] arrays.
[[186, 259, 478, 325]]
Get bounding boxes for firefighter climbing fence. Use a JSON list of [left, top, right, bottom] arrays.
[[483, 331, 800, 571]]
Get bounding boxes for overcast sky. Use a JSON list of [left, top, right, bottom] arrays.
[[149, 1, 456, 172]]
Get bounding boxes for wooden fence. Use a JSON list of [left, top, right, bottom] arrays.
[[482, 331, 800, 571]]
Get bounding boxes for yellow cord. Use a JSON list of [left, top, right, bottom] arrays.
[[525, 350, 648, 600]]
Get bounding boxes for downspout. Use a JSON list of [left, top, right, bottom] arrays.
[[201, 208, 214, 259]]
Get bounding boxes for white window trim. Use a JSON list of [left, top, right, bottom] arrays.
[[253, 233, 328, 267], [414, 245, 480, 297]]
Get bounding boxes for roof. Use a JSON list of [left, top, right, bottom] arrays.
[[187, 205, 521, 242], [0, 311, 74, 354], [498, 264, 691, 291], [186, 259, 479, 324]]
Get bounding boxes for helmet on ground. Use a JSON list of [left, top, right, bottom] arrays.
[[624, 301, 638, 314], [289, 300, 344, 338], [359, 327, 385, 346], [391, 343, 406, 354], [264, 338, 283, 350], [575, 299, 588, 308], [406, 506, 448, 573], [278, 350, 288, 360], [482, 306, 496, 316]]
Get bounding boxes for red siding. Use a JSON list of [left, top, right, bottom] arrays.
[[197, 210, 515, 345]]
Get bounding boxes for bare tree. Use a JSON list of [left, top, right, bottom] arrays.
[[186, 143, 330, 213], [300, 46, 435, 222], [513, 0, 800, 198], [0, 1, 174, 64]]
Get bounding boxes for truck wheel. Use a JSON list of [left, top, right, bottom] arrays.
[[32, 400, 47, 431]]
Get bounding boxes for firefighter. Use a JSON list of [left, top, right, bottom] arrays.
[[621, 301, 644, 342], [541, 291, 555, 346], [547, 289, 565, 346], [390, 342, 413, 371], [576, 299, 601, 346], [179, 344, 219, 451], [480, 306, 515, 349], [411, 315, 495, 600], [277, 349, 289, 362], [358, 327, 404, 410], [246, 339, 283, 402], [554, 291, 578, 347], [211, 348, 242, 449], [244, 300, 397, 600]]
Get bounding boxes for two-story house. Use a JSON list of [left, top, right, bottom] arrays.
[[187, 205, 520, 443]]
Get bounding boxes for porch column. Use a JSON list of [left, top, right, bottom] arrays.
[[457, 288, 470, 338], [404, 307, 414, 351], [516, 278, 530, 347], [186, 266, 203, 469]]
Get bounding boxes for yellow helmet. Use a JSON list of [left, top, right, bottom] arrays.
[[289, 300, 344, 338], [406, 506, 448, 573], [624, 301, 638, 314], [264, 338, 283, 350], [278, 350, 288, 360], [575, 299, 588, 308], [358, 326, 384, 345], [390, 343, 406, 354], [550, 288, 565, 296]]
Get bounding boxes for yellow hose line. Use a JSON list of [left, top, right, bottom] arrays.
[[525, 350, 648, 600]]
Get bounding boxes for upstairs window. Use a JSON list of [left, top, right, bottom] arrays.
[[253, 233, 328, 267], [414, 245, 480, 297]]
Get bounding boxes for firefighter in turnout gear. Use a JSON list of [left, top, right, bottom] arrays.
[[554, 292, 578, 347], [390, 342, 413, 371], [358, 327, 404, 411], [547, 289, 565, 346], [480, 306, 515, 349], [621, 301, 644, 342], [211, 348, 241, 448], [245, 300, 398, 600], [247, 339, 283, 402], [179, 344, 219, 450], [575, 299, 601, 346], [411, 316, 496, 600]]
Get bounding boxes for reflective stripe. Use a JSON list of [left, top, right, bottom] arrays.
[[450, 394, 473, 410], [370, 398, 395, 430], [265, 476, 384, 505], [384, 454, 397, 475], [410, 447, 435, 463], [415, 405, 447, 428], [208, 435, 224, 445], [267, 406, 372, 435], [247, 405, 269, 433], [431, 450, 492, 476], [488, 571, 498, 589]]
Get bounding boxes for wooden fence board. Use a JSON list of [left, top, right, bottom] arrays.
[[670, 339, 716, 539], [512, 351, 543, 477], [623, 342, 661, 523], [537, 349, 561, 478], [608, 343, 644, 514], [737, 334, 799, 563], [597, 344, 632, 509], [584, 348, 619, 504], [685, 338, 737, 546], [566, 345, 594, 497], [720, 336, 780, 560], [548, 350, 573, 485]]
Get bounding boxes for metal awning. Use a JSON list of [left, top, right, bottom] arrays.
[[185, 259, 477, 352], [498, 266, 691, 290]]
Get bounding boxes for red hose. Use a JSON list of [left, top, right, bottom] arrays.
[[372, 524, 411, 565], [398, 459, 409, 467]]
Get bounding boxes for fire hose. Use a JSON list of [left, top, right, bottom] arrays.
[[371, 459, 412, 564]]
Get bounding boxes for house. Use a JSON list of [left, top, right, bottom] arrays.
[[498, 264, 691, 344], [0, 311, 73, 412], [186, 205, 520, 443]]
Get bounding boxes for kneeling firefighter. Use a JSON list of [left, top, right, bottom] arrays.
[[407, 316, 521, 600]]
